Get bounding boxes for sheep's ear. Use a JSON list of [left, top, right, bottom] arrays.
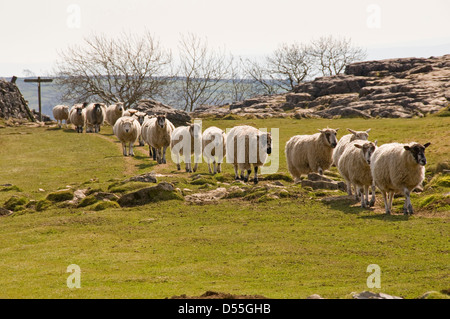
[[347, 128, 356, 134], [404, 146, 411, 151], [354, 144, 363, 149], [335, 128, 339, 132], [424, 142, 431, 148], [318, 129, 323, 133], [366, 128, 371, 133], [374, 140, 378, 146]]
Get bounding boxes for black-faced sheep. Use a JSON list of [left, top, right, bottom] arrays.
[[85, 103, 106, 133], [143, 115, 175, 164], [370, 142, 431, 215], [69, 103, 88, 133]]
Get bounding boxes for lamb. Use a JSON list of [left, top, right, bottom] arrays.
[[332, 128, 371, 195], [85, 103, 106, 133], [285, 127, 339, 183], [105, 102, 124, 126], [226, 125, 272, 184], [202, 126, 226, 174], [132, 111, 147, 146], [370, 142, 431, 215], [171, 123, 202, 172], [337, 140, 377, 208], [68, 102, 88, 133], [144, 115, 175, 164], [113, 116, 141, 156], [52, 105, 69, 128]]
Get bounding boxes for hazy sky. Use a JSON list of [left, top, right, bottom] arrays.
[[1, 0, 449, 76]]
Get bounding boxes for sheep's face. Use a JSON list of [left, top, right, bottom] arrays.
[[319, 128, 339, 148], [404, 143, 430, 166], [189, 124, 202, 140], [75, 107, 83, 116], [355, 141, 377, 165], [122, 120, 133, 133], [348, 128, 370, 141], [94, 104, 102, 113], [117, 103, 124, 113], [157, 116, 166, 128], [260, 132, 272, 154]]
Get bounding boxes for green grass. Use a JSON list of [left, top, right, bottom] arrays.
[[0, 116, 449, 299]]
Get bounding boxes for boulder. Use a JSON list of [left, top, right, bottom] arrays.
[[117, 182, 183, 207], [134, 99, 191, 127]]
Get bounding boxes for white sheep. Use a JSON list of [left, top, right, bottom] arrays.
[[113, 116, 141, 156], [52, 105, 69, 128], [370, 142, 431, 215], [226, 125, 272, 184], [202, 126, 226, 174], [338, 140, 377, 208], [85, 103, 106, 133], [69, 103, 87, 133], [144, 115, 175, 164], [285, 127, 339, 183], [105, 102, 124, 126], [133, 111, 147, 146], [332, 128, 371, 196], [171, 123, 202, 172], [141, 115, 156, 158]]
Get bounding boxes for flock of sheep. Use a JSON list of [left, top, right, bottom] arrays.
[[53, 103, 431, 215]]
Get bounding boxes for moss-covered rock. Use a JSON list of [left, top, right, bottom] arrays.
[[93, 201, 120, 211], [117, 182, 183, 207], [0, 185, 22, 192], [4, 196, 28, 211], [36, 199, 52, 212], [190, 178, 217, 186], [46, 189, 74, 202], [77, 195, 99, 208], [108, 182, 151, 194], [263, 173, 293, 183]]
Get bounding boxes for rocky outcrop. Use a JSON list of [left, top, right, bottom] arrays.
[[0, 79, 35, 121], [134, 99, 191, 126], [191, 54, 450, 119]]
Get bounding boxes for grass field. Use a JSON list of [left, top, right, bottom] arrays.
[[0, 116, 448, 299]]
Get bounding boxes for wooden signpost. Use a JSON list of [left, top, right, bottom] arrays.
[[24, 77, 53, 121]]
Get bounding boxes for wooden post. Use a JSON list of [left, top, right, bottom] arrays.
[[24, 77, 53, 122]]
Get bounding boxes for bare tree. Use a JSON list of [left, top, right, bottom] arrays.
[[243, 58, 279, 96], [228, 55, 257, 102], [173, 33, 232, 112], [266, 42, 313, 91], [55, 32, 172, 108], [310, 36, 367, 76]]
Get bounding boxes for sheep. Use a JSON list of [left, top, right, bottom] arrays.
[[69, 102, 88, 133], [85, 103, 106, 133], [285, 127, 339, 183], [132, 111, 147, 146], [202, 126, 226, 174], [113, 116, 141, 156], [171, 123, 202, 172], [226, 125, 272, 184], [337, 140, 377, 208], [105, 102, 124, 126], [52, 105, 69, 128], [144, 115, 175, 164], [140, 115, 156, 158], [123, 108, 138, 117], [332, 128, 371, 196], [370, 142, 431, 215]]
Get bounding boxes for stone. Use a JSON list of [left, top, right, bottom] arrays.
[[134, 99, 191, 127], [124, 173, 158, 184], [352, 291, 402, 299], [117, 182, 183, 207], [0, 207, 13, 217], [185, 187, 228, 203], [306, 294, 324, 299]]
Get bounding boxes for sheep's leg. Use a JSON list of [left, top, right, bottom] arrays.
[[382, 192, 390, 215], [152, 147, 157, 161], [175, 154, 181, 170], [148, 145, 152, 158], [234, 165, 239, 180], [122, 143, 127, 156], [369, 183, 376, 207], [217, 162, 222, 173], [129, 143, 134, 157], [388, 191, 395, 213], [346, 181, 353, 196], [403, 188, 413, 215], [213, 161, 217, 175], [156, 148, 162, 164], [206, 159, 212, 174], [253, 166, 259, 185], [360, 186, 367, 208], [193, 154, 200, 172], [354, 186, 360, 201], [318, 167, 323, 175], [243, 169, 251, 182], [162, 146, 167, 164], [240, 170, 245, 181], [364, 185, 370, 207]]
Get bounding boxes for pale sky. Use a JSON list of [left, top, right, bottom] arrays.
[[1, 0, 449, 77]]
